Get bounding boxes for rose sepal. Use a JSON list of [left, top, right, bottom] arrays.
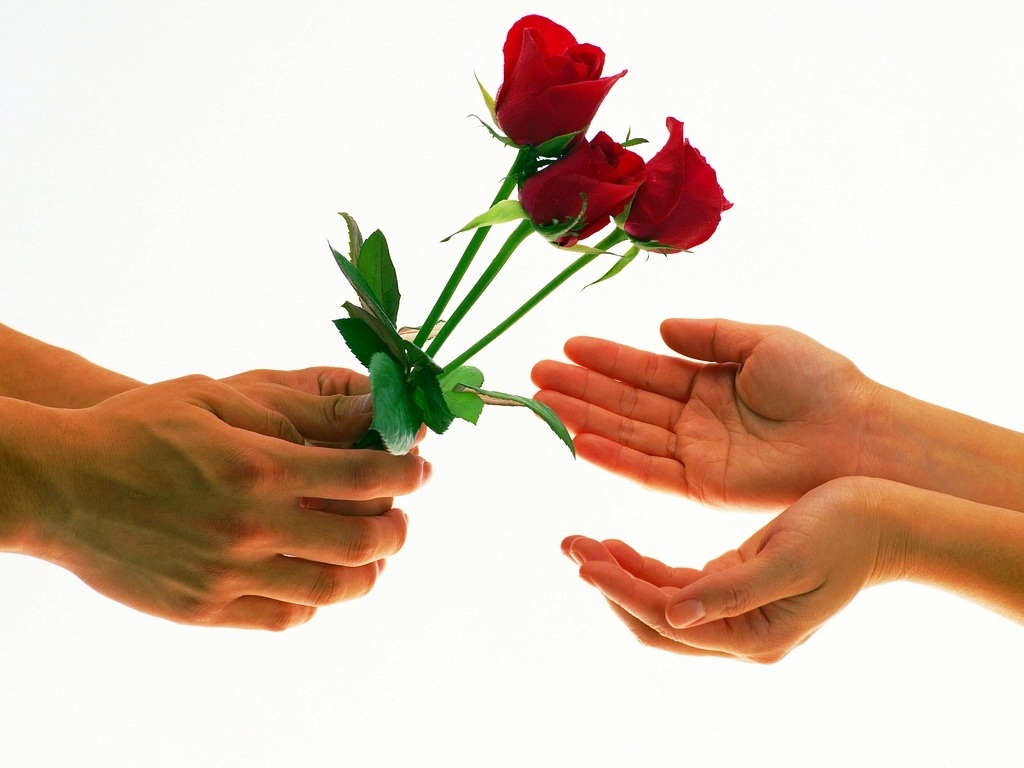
[[475, 73, 499, 125], [443, 200, 527, 242]]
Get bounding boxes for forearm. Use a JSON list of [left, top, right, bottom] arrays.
[[859, 384, 1024, 512], [0, 324, 142, 407], [874, 479, 1024, 624]]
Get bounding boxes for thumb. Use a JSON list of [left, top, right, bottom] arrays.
[[665, 548, 811, 628], [241, 387, 376, 446], [660, 318, 778, 365]]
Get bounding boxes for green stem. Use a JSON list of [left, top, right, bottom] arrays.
[[413, 149, 527, 348], [442, 230, 632, 374], [426, 219, 534, 356]]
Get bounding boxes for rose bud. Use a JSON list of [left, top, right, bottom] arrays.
[[624, 117, 732, 253], [520, 132, 646, 247], [495, 15, 625, 148]]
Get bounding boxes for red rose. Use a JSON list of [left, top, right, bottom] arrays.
[[624, 118, 732, 252], [494, 15, 625, 148], [520, 132, 645, 247]]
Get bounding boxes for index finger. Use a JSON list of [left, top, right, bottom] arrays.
[[560, 336, 702, 402], [602, 539, 703, 589]]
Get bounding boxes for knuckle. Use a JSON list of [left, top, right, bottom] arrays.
[[717, 583, 750, 617], [748, 648, 789, 665], [265, 410, 299, 443], [171, 593, 220, 627], [334, 526, 377, 565], [260, 604, 313, 632], [306, 565, 343, 607], [616, 382, 639, 415], [325, 395, 344, 428], [641, 353, 662, 390], [212, 509, 270, 552], [347, 460, 386, 498], [177, 373, 217, 389], [219, 450, 281, 495]]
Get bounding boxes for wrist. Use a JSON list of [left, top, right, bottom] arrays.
[[881, 482, 1024, 623], [813, 476, 910, 587], [0, 398, 68, 553], [857, 384, 1024, 512]]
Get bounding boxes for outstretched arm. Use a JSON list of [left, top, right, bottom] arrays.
[[0, 323, 142, 407], [563, 477, 1024, 663], [533, 318, 1024, 512], [0, 377, 430, 629]]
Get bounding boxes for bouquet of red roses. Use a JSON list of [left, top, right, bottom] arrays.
[[331, 14, 730, 455]]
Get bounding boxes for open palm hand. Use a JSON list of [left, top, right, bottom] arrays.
[[533, 318, 878, 508]]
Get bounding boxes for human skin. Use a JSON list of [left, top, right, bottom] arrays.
[[0, 325, 429, 630], [562, 476, 1024, 663], [531, 317, 1024, 512], [533, 317, 1024, 660]]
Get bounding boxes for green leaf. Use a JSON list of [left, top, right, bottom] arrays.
[[331, 243, 392, 321], [338, 212, 364, 263], [342, 301, 407, 365], [457, 385, 575, 456], [440, 366, 485, 424], [355, 230, 401, 324], [401, 339, 442, 375], [331, 241, 408, 364], [585, 245, 640, 288], [444, 389, 484, 425], [410, 366, 454, 435], [440, 365, 484, 392], [333, 316, 391, 369], [475, 72, 497, 124], [442, 200, 527, 242], [368, 353, 422, 455]]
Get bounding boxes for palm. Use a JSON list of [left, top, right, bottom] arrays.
[[564, 484, 877, 662], [534, 319, 873, 508]]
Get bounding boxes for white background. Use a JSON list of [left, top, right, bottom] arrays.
[[2, 1, 1023, 765]]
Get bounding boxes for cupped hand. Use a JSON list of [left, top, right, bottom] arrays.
[[533, 318, 879, 508], [562, 478, 890, 663], [25, 375, 429, 630]]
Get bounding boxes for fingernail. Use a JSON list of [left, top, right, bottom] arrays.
[[355, 394, 374, 414], [376, 559, 387, 575], [667, 599, 705, 628]]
